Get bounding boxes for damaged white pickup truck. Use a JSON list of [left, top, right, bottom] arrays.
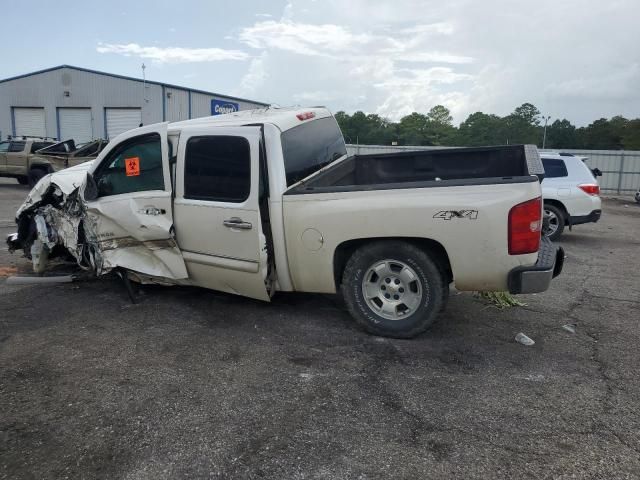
[[7, 107, 563, 338]]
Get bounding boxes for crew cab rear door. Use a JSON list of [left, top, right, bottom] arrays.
[[172, 125, 271, 301], [83, 123, 188, 279]]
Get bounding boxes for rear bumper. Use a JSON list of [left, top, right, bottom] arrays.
[[508, 237, 564, 294], [569, 209, 601, 226]]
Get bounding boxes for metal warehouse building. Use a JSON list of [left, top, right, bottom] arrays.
[[0, 65, 269, 143]]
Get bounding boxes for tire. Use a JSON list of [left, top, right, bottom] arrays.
[[341, 241, 444, 339], [28, 168, 46, 188], [543, 203, 565, 241], [16, 176, 29, 185]]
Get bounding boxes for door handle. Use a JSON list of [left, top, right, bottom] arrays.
[[223, 217, 252, 230], [138, 206, 166, 216]]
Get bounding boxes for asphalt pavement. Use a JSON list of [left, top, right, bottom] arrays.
[[1, 177, 639, 479]]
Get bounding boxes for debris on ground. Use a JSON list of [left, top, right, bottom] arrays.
[[0, 266, 19, 277], [5, 275, 74, 285], [475, 291, 527, 309], [562, 323, 577, 334], [515, 332, 535, 346]]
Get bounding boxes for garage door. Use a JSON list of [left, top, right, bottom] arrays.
[[59, 108, 93, 144], [105, 108, 142, 140], [13, 107, 46, 137]]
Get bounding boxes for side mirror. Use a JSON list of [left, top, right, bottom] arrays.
[[591, 168, 602, 177], [81, 172, 98, 201]]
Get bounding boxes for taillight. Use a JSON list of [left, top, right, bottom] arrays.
[[508, 197, 542, 255], [578, 184, 600, 196], [296, 111, 316, 121]]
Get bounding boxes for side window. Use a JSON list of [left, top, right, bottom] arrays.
[[31, 142, 53, 153], [184, 136, 251, 203], [93, 133, 164, 197], [542, 158, 568, 178], [0, 142, 9, 153], [8, 141, 26, 152]]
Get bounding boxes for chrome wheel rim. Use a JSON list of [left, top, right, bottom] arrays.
[[361, 259, 423, 321], [544, 209, 559, 237]]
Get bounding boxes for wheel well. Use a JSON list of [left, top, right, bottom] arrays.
[[333, 237, 453, 289], [543, 199, 568, 221], [29, 163, 53, 174]]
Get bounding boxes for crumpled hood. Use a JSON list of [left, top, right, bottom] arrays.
[[16, 160, 95, 219], [10, 157, 188, 281]]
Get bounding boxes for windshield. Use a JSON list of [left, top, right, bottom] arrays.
[[281, 116, 347, 186]]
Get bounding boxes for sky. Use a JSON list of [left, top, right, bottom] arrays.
[[3, 0, 639, 126]]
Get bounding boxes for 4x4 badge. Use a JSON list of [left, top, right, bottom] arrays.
[[433, 210, 479, 220]]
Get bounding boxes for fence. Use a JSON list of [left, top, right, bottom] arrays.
[[346, 145, 640, 195]]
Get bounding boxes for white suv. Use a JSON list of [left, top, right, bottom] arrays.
[[540, 152, 602, 240]]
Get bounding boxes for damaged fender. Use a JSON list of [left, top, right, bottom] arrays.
[[8, 123, 188, 281]]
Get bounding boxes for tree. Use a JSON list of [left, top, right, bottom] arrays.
[[512, 103, 541, 125], [426, 105, 453, 126], [458, 112, 505, 146], [544, 119, 578, 149], [334, 111, 396, 145], [503, 103, 541, 145], [579, 117, 627, 150], [336, 105, 639, 150], [397, 106, 457, 146], [398, 112, 431, 145], [622, 119, 640, 150], [425, 105, 456, 145]]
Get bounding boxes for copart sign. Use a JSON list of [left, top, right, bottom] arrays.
[[211, 99, 240, 115]]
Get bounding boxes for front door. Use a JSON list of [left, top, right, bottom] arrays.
[[5, 140, 27, 175], [0, 141, 9, 173], [172, 126, 271, 301], [83, 123, 188, 279]]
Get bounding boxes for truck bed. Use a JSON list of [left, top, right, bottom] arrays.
[[287, 145, 542, 194]]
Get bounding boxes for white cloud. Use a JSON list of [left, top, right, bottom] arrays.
[[292, 91, 337, 103], [96, 43, 249, 64], [394, 52, 474, 64], [545, 64, 640, 100], [239, 21, 372, 57], [235, 14, 474, 121], [98, 0, 640, 125], [399, 23, 455, 35], [238, 52, 269, 94]]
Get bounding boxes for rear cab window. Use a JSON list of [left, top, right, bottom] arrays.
[[281, 116, 347, 186], [8, 141, 26, 153], [541, 158, 568, 178], [0, 141, 9, 152], [31, 142, 54, 153]]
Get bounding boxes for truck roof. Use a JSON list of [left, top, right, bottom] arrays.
[[168, 106, 333, 133]]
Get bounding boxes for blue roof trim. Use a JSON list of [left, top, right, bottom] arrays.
[[0, 65, 270, 107]]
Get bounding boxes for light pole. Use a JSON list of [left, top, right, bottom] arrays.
[[542, 115, 551, 149]]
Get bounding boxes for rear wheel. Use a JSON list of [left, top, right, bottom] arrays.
[[28, 168, 47, 188], [341, 241, 444, 338], [17, 176, 28, 185], [543, 203, 565, 241]]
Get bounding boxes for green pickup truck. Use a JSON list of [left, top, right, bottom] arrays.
[[0, 137, 107, 187]]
